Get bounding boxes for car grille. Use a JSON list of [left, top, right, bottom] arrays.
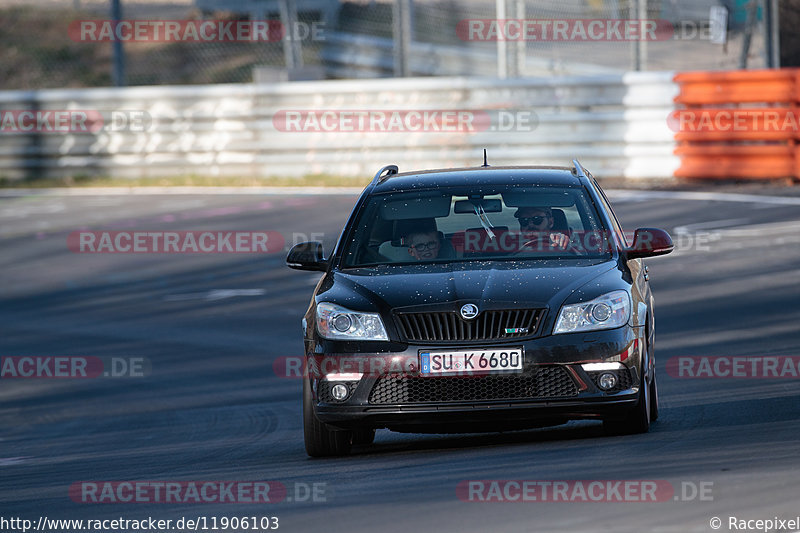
[[394, 308, 544, 343], [368, 366, 578, 404]]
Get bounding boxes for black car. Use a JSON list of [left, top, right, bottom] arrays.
[[287, 160, 673, 457]]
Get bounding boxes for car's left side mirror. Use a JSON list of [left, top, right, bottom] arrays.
[[286, 241, 328, 271], [624, 228, 674, 259]]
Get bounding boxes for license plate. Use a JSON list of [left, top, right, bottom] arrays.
[[419, 348, 523, 375]]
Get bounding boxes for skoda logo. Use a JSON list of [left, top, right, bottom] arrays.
[[460, 304, 479, 320]]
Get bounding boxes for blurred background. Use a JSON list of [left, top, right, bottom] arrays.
[[1, 0, 798, 184], [0, 0, 782, 89]]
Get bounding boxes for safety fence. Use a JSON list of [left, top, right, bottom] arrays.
[[0, 0, 765, 91]]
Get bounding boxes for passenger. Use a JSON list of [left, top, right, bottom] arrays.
[[406, 229, 442, 260]]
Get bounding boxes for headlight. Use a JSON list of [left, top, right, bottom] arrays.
[[316, 302, 388, 341], [553, 290, 631, 334]]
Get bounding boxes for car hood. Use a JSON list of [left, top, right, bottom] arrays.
[[319, 259, 618, 314]]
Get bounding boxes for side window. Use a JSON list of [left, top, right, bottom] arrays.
[[592, 179, 628, 247]]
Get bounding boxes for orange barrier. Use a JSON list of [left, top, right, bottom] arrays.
[[674, 69, 800, 105], [674, 145, 794, 179], [672, 68, 800, 181]]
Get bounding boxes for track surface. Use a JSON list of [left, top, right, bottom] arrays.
[[1, 187, 799, 533]]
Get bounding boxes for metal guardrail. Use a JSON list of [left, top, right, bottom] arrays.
[[0, 73, 679, 181]]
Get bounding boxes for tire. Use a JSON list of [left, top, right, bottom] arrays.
[[647, 319, 659, 422], [603, 334, 652, 435], [351, 428, 376, 446], [649, 371, 659, 422], [303, 378, 352, 457], [603, 375, 650, 435]]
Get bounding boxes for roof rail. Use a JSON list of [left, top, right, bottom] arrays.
[[372, 164, 399, 184], [572, 159, 588, 179]]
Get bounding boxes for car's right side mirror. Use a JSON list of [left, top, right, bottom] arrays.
[[624, 228, 674, 259]]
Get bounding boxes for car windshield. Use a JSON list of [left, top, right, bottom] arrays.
[[341, 184, 612, 267]]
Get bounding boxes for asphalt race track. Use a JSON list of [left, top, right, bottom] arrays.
[[1, 186, 800, 533]]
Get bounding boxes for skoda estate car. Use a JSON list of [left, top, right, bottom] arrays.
[[287, 161, 673, 456]]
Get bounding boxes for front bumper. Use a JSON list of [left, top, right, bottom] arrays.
[[309, 325, 645, 431]]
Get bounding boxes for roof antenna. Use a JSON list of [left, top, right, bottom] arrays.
[[481, 149, 490, 167]]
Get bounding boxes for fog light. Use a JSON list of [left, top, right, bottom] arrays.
[[598, 372, 618, 390], [331, 383, 349, 401]]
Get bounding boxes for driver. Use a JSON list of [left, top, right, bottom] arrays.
[[514, 206, 570, 251]]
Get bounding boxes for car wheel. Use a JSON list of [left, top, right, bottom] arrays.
[[303, 377, 353, 457], [603, 375, 650, 435], [351, 428, 376, 445], [603, 336, 652, 435]]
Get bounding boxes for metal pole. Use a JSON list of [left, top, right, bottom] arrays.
[[765, 0, 780, 67], [515, 0, 525, 76], [288, 0, 303, 68], [393, 0, 411, 77], [637, 0, 647, 71], [496, 0, 507, 78], [111, 0, 126, 86], [279, 0, 303, 69], [631, 0, 646, 71]]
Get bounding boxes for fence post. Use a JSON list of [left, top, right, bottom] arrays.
[[764, 0, 780, 67], [631, 0, 647, 71], [393, 0, 412, 77], [495, 0, 507, 78], [279, 0, 303, 69], [111, 0, 126, 86]]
